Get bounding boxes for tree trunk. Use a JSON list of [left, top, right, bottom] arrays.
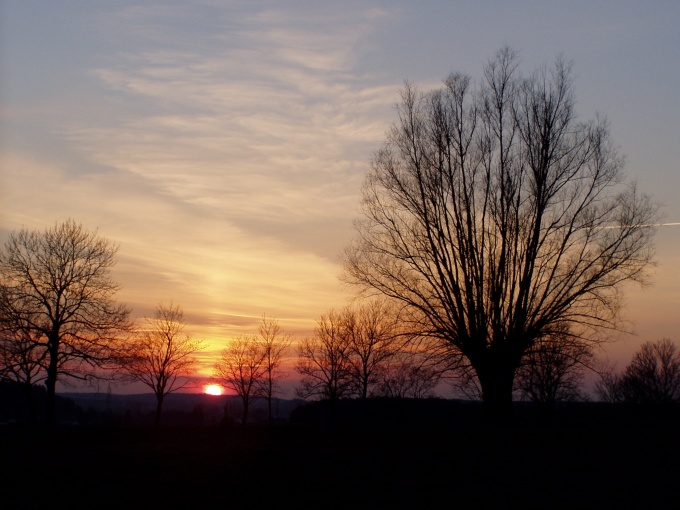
[[475, 356, 517, 421], [154, 395, 164, 426], [45, 335, 60, 426]]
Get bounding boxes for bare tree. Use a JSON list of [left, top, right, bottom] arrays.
[[594, 369, 625, 404], [295, 310, 352, 401], [214, 336, 265, 425], [343, 299, 401, 399], [343, 47, 657, 417], [124, 302, 204, 426], [515, 325, 593, 408], [0, 321, 47, 421], [615, 339, 680, 404], [0, 322, 46, 387], [255, 315, 292, 425], [0, 220, 133, 424], [377, 350, 443, 399]]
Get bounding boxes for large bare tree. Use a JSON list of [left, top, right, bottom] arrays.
[[124, 302, 204, 426], [0, 220, 133, 424], [343, 47, 657, 417]]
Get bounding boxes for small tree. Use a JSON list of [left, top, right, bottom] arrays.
[[594, 370, 625, 404], [0, 323, 46, 387], [0, 220, 133, 424], [377, 351, 443, 399], [0, 322, 47, 421], [124, 303, 204, 426], [343, 299, 401, 399], [214, 336, 265, 425], [620, 339, 680, 404], [296, 310, 352, 401], [255, 315, 291, 425], [515, 326, 593, 408]]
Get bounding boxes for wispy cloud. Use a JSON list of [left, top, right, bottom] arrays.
[[4, 1, 678, 378], [1, 3, 398, 355], [73, 4, 398, 264]]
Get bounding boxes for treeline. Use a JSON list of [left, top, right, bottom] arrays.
[[2, 220, 679, 427], [213, 301, 445, 425]]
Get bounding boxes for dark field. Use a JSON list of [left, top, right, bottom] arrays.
[[2, 405, 679, 510]]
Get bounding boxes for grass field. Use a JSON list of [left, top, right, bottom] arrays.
[[2, 406, 679, 509]]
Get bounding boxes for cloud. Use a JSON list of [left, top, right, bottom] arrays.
[[3, 1, 680, 386], [1, 147, 348, 354], [0, 4, 439, 368], [69, 3, 400, 270]]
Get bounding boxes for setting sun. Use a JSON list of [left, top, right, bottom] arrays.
[[204, 384, 222, 396]]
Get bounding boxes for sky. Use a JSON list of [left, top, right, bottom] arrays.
[[1, 1, 679, 393]]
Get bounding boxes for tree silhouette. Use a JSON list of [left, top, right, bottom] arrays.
[[296, 302, 403, 402], [343, 47, 657, 417], [0, 322, 47, 421], [0, 220, 133, 424], [255, 315, 291, 425], [123, 302, 204, 426], [214, 336, 265, 425], [598, 339, 680, 404], [377, 350, 443, 399], [342, 299, 402, 399], [296, 309, 352, 401], [515, 325, 593, 409]]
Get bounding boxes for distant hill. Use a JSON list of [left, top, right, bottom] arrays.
[[62, 392, 306, 426]]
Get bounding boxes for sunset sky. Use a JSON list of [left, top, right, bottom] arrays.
[[1, 1, 679, 392]]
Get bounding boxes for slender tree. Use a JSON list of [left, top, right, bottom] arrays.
[[515, 325, 593, 408], [214, 336, 265, 425], [124, 302, 204, 426], [296, 310, 352, 401], [255, 315, 291, 425], [343, 47, 657, 417], [343, 299, 401, 399], [0, 220, 133, 424], [594, 369, 625, 404]]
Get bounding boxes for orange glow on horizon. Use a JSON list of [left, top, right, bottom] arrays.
[[204, 384, 223, 396]]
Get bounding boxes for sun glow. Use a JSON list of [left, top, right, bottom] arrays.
[[204, 384, 222, 396]]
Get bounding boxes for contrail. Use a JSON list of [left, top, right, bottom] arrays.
[[641, 222, 680, 228], [600, 222, 680, 230]]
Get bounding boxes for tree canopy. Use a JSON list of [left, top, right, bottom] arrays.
[[0, 220, 133, 424], [343, 47, 657, 416], [123, 302, 203, 426]]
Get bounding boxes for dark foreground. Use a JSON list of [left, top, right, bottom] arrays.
[[2, 407, 679, 510]]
